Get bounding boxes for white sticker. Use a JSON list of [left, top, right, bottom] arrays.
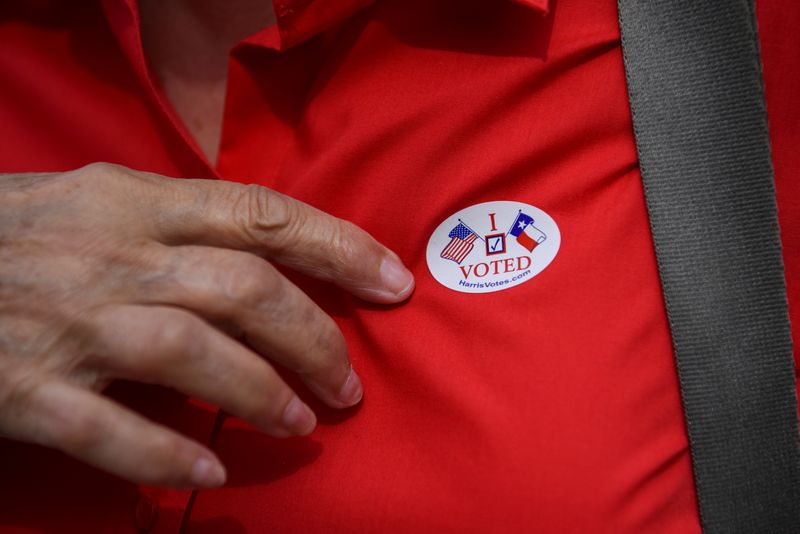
[[425, 200, 560, 294]]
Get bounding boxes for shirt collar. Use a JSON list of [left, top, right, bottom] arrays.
[[261, 0, 551, 50], [256, 0, 377, 50], [99, 0, 550, 171], [104, 0, 551, 55]]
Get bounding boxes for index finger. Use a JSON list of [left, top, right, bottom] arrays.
[[136, 174, 414, 304]]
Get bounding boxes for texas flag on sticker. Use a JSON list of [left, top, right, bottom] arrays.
[[508, 211, 547, 252]]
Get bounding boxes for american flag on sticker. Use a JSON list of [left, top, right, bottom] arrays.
[[440, 222, 477, 264]]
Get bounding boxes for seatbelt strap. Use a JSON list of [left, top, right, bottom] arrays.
[[617, 1, 800, 531]]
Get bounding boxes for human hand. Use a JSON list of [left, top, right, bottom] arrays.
[[0, 163, 414, 489]]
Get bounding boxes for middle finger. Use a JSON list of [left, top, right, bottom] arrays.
[[138, 244, 363, 409]]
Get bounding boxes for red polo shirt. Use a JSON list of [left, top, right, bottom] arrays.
[[1, 0, 799, 532]]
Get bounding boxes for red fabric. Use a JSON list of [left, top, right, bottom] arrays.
[[516, 232, 538, 253], [509, 0, 550, 14], [271, 0, 376, 50], [0, 0, 798, 532], [758, 0, 800, 357]]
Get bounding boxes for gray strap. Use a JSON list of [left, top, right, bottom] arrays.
[[617, 1, 800, 531]]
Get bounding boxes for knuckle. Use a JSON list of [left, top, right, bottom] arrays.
[[135, 432, 195, 486], [148, 310, 204, 362], [221, 255, 279, 307], [327, 219, 374, 277], [78, 161, 116, 176], [330, 220, 360, 263], [243, 381, 287, 426], [297, 316, 348, 377], [240, 185, 297, 243], [147, 430, 186, 465], [74, 162, 125, 186], [76, 163, 167, 210], [232, 369, 292, 429], [63, 163, 143, 211], [54, 404, 105, 453], [265, 389, 295, 427]]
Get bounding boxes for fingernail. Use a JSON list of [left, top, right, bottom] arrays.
[[380, 256, 414, 297], [191, 457, 226, 488], [282, 396, 317, 436], [338, 369, 363, 406]]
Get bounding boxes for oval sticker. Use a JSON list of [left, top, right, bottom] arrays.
[[425, 200, 560, 294]]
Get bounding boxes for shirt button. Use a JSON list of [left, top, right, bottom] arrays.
[[133, 493, 160, 533]]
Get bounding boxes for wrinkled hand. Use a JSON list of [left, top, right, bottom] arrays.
[[0, 163, 414, 489]]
